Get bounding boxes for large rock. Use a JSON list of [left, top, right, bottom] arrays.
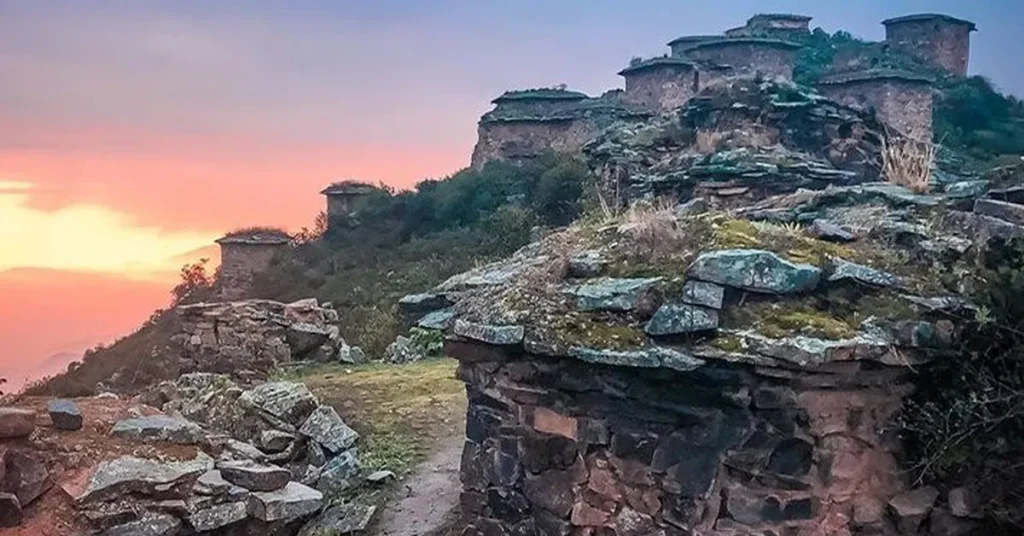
[[453, 320, 525, 346], [689, 250, 821, 294], [337, 344, 369, 365], [286, 323, 333, 358], [67, 452, 214, 504], [0, 493, 21, 528], [317, 450, 359, 494], [3, 449, 51, 506], [564, 277, 662, 312], [384, 336, 425, 364], [110, 414, 206, 444], [888, 486, 939, 535], [188, 500, 249, 532], [681, 280, 725, 309], [247, 481, 324, 523], [975, 198, 1024, 225], [194, 470, 233, 496], [100, 513, 181, 536], [299, 503, 377, 536], [47, 399, 83, 431], [259, 430, 297, 454], [299, 406, 358, 454], [217, 460, 291, 492], [645, 303, 719, 335], [0, 408, 35, 439], [239, 382, 319, 429], [827, 259, 903, 289]]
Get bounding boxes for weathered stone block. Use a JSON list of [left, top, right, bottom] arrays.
[[298, 405, 358, 454], [523, 471, 575, 516], [0, 409, 35, 439], [217, 460, 291, 492], [688, 249, 821, 294], [454, 320, 525, 346], [47, 399, 83, 431], [681, 280, 725, 309], [532, 407, 578, 441], [247, 481, 323, 523], [645, 303, 719, 335], [975, 198, 1024, 225], [888, 486, 939, 535], [564, 277, 662, 313]]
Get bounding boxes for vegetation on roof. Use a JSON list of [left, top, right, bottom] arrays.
[[882, 13, 976, 30], [817, 68, 935, 85], [618, 56, 696, 75], [219, 226, 291, 241], [688, 37, 803, 50], [321, 180, 379, 195], [749, 13, 813, 22], [492, 88, 588, 103], [666, 35, 722, 47]]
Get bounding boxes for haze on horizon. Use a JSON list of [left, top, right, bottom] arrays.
[[1, 0, 1022, 390]]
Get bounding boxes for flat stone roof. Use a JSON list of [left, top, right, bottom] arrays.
[[687, 37, 803, 51], [748, 13, 813, 23], [320, 181, 378, 196], [817, 69, 935, 86], [618, 57, 697, 76], [882, 13, 976, 31], [491, 89, 589, 104], [216, 228, 290, 246], [666, 34, 722, 47]]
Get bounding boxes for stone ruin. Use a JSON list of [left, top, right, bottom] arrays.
[[172, 298, 365, 381], [471, 11, 976, 169], [400, 156, 1018, 534], [320, 180, 379, 229], [215, 229, 291, 301]]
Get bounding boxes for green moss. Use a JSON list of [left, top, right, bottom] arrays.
[[712, 217, 857, 267], [710, 334, 744, 352], [552, 314, 646, 350], [759, 309, 858, 340]]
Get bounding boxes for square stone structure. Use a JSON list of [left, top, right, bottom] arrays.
[[667, 35, 723, 58], [619, 58, 700, 113], [883, 14, 976, 77], [817, 69, 935, 142], [471, 89, 646, 169], [320, 181, 378, 224], [215, 230, 290, 300], [682, 38, 802, 82]]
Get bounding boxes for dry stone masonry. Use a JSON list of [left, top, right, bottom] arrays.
[[215, 230, 291, 301], [882, 14, 975, 77]]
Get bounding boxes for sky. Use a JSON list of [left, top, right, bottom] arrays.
[[1, 0, 1021, 389]]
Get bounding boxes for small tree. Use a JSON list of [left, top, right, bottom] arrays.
[[171, 258, 213, 305]]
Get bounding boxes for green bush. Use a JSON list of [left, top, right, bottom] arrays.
[[935, 76, 1024, 162]]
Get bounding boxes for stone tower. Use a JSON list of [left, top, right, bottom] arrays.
[[320, 181, 378, 226], [883, 14, 976, 77], [215, 229, 290, 300], [618, 58, 701, 113], [817, 70, 935, 142]]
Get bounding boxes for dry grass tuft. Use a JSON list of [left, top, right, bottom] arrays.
[[695, 129, 727, 154], [881, 134, 935, 193]]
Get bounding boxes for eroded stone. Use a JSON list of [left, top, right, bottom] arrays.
[[247, 481, 323, 523], [688, 250, 821, 294]]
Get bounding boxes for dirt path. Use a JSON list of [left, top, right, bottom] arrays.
[[371, 434, 464, 536]]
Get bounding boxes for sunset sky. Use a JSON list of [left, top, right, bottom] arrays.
[[2, 0, 1022, 389]]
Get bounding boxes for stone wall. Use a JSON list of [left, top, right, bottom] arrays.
[[884, 18, 972, 77], [492, 99, 586, 118], [668, 36, 722, 57], [818, 75, 933, 142], [622, 66, 699, 113], [452, 342, 913, 536], [684, 40, 800, 81], [470, 119, 601, 170], [218, 242, 288, 300]]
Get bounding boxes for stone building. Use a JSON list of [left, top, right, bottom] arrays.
[[817, 69, 935, 141], [215, 229, 290, 300], [619, 58, 700, 113], [471, 90, 644, 169], [883, 14, 975, 77], [682, 38, 802, 81], [320, 181, 378, 223], [668, 35, 722, 57]]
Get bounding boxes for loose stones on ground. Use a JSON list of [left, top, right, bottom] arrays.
[[47, 399, 83, 431]]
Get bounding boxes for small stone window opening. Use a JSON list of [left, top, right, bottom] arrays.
[[839, 122, 854, 139]]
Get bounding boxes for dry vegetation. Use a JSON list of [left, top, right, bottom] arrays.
[[881, 133, 936, 193]]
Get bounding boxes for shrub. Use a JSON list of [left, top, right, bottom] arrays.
[[880, 134, 935, 193], [935, 76, 1024, 163]]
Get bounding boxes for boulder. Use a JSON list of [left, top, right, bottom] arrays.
[[100, 513, 181, 536], [827, 259, 903, 289], [298, 503, 377, 536], [47, 399, 83, 431], [3, 449, 51, 506], [453, 320, 525, 346], [259, 430, 297, 454], [975, 198, 1024, 225], [317, 450, 359, 494], [188, 500, 249, 532], [247, 481, 323, 523], [681, 280, 725, 309], [67, 452, 214, 504], [286, 323, 333, 358], [299, 406, 358, 454], [217, 460, 291, 492], [110, 414, 206, 445], [385, 336, 424, 364], [645, 303, 719, 335], [888, 486, 939, 535], [0, 408, 35, 439], [948, 487, 981, 519], [809, 219, 856, 242], [564, 277, 662, 312], [0, 493, 21, 528], [337, 344, 369, 365], [239, 382, 319, 429], [688, 250, 821, 294]]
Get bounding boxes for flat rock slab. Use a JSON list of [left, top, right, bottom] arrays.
[[827, 259, 903, 289], [810, 219, 856, 242], [564, 277, 662, 312], [240, 383, 319, 429], [299, 503, 376, 536], [0, 408, 36, 439], [189, 500, 249, 531], [689, 249, 820, 294], [453, 320, 525, 346], [259, 430, 297, 454], [975, 198, 1024, 225], [47, 399, 83, 431], [248, 481, 323, 523], [218, 460, 291, 492], [194, 470, 232, 496], [100, 513, 181, 536], [645, 303, 719, 336], [416, 309, 456, 331], [569, 347, 705, 373], [299, 406, 358, 454], [681, 280, 725, 309], [69, 452, 214, 504], [109, 414, 205, 445]]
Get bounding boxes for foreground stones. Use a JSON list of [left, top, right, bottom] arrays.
[[248, 481, 323, 522], [110, 414, 206, 444], [688, 249, 821, 294], [218, 460, 292, 492], [0, 408, 35, 439], [47, 399, 83, 431]]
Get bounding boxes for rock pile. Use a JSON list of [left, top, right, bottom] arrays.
[[173, 298, 368, 379]]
